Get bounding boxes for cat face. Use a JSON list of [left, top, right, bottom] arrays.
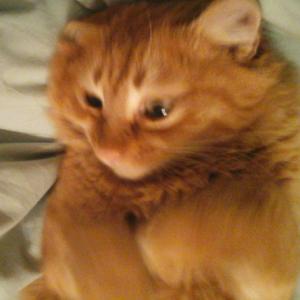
[[49, 0, 275, 180]]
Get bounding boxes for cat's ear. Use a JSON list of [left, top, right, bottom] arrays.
[[62, 21, 98, 45], [195, 0, 261, 61]]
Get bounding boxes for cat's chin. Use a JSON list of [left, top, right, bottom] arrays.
[[95, 154, 153, 181], [104, 163, 153, 181], [91, 146, 154, 181], [110, 166, 150, 181]]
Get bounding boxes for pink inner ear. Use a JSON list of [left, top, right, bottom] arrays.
[[198, 0, 261, 47]]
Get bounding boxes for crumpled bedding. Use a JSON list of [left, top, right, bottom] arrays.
[[0, 0, 299, 299]]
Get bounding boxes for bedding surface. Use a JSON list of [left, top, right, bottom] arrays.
[[0, 1, 299, 299]]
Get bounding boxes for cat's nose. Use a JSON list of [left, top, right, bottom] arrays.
[[98, 149, 121, 167]]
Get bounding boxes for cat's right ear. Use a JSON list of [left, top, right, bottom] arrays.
[[193, 0, 262, 62]]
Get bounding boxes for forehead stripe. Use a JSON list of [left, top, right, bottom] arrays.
[[127, 86, 143, 120]]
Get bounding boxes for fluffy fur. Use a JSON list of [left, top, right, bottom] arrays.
[[22, 0, 300, 299]]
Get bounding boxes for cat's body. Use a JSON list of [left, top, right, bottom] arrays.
[[22, 0, 300, 299]]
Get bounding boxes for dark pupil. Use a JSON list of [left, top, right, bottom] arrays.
[[86, 95, 103, 108], [145, 104, 168, 120]]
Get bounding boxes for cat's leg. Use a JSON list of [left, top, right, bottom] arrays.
[[140, 229, 298, 300], [20, 277, 60, 300], [42, 203, 155, 300], [137, 187, 299, 300]]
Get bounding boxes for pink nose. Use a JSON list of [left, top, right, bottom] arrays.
[[98, 149, 121, 166]]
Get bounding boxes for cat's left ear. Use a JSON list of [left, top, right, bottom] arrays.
[[195, 0, 261, 61], [62, 20, 99, 45], [57, 20, 100, 54]]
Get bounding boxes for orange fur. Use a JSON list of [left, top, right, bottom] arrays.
[[21, 0, 300, 299]]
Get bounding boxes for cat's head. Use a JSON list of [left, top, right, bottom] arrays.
[[49, 0, 277, 180]]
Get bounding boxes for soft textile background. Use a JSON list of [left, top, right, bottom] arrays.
[[0, 1, 299, 299]]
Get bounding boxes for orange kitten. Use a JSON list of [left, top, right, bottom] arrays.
[[22, 0, 300, 299]]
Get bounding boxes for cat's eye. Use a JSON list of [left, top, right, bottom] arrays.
[[85, 94, 103, 109], [144, 102, 170, 121]]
